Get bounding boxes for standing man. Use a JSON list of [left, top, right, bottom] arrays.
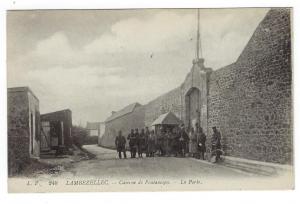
[[157, 127, 165, 156], [145, 127, 150, 157], [211, 127, 222, 162], [179, 124, 189, 157], [197, 126, 206, 160], [188, 127, 197, 157], [127, 129, 137, 158], [147, 130, 156, 157], [171, 128, 180, 157], [115, 130, 127, 159], [138, 128, 145, 158], [165, 129, 172, 156]]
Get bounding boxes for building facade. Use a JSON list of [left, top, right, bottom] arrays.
[[86, 122, 101, 137], [7, 87, 40, 175], [101, 103, 145, 148]]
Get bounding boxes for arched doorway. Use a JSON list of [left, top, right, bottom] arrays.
[[185, 87, 201, 129]]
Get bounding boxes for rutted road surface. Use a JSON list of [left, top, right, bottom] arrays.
[[56, 145, 256, 179]]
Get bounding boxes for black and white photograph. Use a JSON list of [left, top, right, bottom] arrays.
[[5, 7, 293, 192]]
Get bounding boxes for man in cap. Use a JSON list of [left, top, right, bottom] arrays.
[[127, 129, 137, 158], [197, 126, 206, 160], [115, 130, 127, 159], [147, 130, 156, 157], [179, 124, 189, 157], [157, 127, 165, 156], [138, 128, 145, 158], [145, 127, 150, 157], [211, 126, 222, 162], [134, 128, 141, 158]]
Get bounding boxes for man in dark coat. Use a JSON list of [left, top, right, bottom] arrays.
[[171, 128, 180, 156], [127, 129, 137, 158], [138, 128, 145, 158], [197, 126, 206, 160], [147, 130, 156, 157], [179, 124, 189, 157], [145, 127, 150, 157], [211, 126, 222, 162], [165, 129, 172, 156], [157, 127, 165, 156], [115, 130, 127, 159]]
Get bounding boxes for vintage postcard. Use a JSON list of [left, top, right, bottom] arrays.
[[7, 8, 293, 192]]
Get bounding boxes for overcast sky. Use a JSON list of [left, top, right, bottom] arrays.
[[7, 8, 269, 125]]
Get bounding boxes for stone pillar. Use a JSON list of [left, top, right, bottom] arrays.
[[196, 58, 212, 136], [181, 58, 212, 136]]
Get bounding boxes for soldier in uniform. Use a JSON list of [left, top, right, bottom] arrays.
[[115, 130, 127, 159], [157, 127, 165, 156], [165, 129, 172, 156], [179, 124, 189, 157], [145, 127, 150, 157], [171, 127, 180, 156], [197, 126, 206, 160], [138, 128, 145, 158], [127, 129, 137, 158], [147, 130, 156, 157], [188, 127, 197, 157], [211, 126, 222, 162]]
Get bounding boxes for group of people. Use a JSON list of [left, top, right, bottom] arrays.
[[115, 124, 222, 162]]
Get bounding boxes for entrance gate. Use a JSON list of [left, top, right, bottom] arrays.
[[185, 87, 201, 129], [41, 121, 64, 150]]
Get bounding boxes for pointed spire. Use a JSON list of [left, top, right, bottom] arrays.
[[196, 9, 203, 60], [193, 9, 204, 67]]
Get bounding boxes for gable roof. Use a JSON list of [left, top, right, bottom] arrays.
[[151, 111, 182, 126], [86, 122, 101, 130], [105, 102, 141, 122]]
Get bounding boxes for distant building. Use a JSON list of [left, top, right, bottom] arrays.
[[86, 122, 101, 137], [86, 121, 105, 145], [40, 109, 72, 152], [7, 87, 40, 175], [100, 103, 145, 148]]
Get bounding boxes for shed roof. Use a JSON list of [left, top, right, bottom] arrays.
[[105, 102, 141, 122], [151, 111, 182, 126]]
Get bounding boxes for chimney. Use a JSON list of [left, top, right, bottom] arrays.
[[111, 111, 116, 115]]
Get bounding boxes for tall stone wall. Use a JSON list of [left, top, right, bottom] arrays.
[[145, 87, 182, 127], [207, 8, 292, 164]]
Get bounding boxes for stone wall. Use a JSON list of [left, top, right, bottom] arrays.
[[7, 87, 40, 175], [144, 61, 212, 131], [101, 105, 146, 148], [145, 87, 182, 127], [207, 8, 292, 164]]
